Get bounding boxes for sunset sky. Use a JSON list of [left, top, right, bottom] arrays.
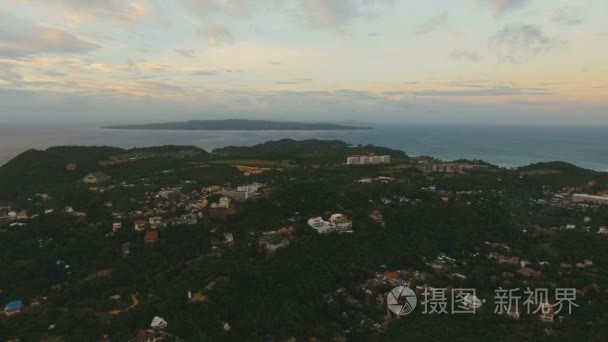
[[0, 0, 606, 124]]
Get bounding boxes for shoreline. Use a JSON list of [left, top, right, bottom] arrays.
[[1, 125, 608, 171]]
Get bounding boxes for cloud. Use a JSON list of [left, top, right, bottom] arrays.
[[0, 62, 23, 86], [551, 7, 585, 26], [489, 24, 565, 64], [296, 0, 393, 31], [415, 85, 551, 97], [0, 15, 99, 57], [126, 59, 140, 72], [191, 71, 217, 76], [275, 78, 313, 84], [450, 49, 482, 62], [200, 23, 234, 47], [415, 12, 448, 35], [175, 49, 197, 58], [177, 0, 270, 17], [177, 0, 392, 32], [478, 0, 532, 17], [8, 0, 150, 26]]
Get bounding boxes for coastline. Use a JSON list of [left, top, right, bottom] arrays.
[[1, 124, 607, 171]]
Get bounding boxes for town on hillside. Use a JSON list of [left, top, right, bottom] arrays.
[[1, 141, 608, 341]]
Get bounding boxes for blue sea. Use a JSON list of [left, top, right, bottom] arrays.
[[0, 123, 607, 171]]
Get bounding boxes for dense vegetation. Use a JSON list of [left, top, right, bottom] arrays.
[[214, 139, 407, 164], [1, 140, 607, 341]]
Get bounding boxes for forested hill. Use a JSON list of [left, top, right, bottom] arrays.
[[103, 119, 371, 131], [0, 145, 209, 200], [213, 139, 408, 164]]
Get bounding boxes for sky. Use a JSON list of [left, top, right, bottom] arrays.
[[0, 0, 607, 125]]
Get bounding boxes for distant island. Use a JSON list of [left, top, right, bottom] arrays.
[[102, 119, 372, 131]]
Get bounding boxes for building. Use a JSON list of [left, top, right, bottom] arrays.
[[150, 316, 168, 329], [258, 231, 289, 254], [307, 217, 333, 234], [121, 242, 131, 257], [461, 294, 483, 311], [144, 230, 159, 245], [517, 267, 543, 278], [4, 300, 22, 316], [506, 307, 520, 320], [134, 219, 148, 231], [14, 210, 28, 220], [190, 199, 208, 210], [202, 185, 221, 193], [132, 329, 180, 342], [572, 194, 608, 205], [221, 188, 249, 201], [369, 210, 385, 224], [65, 162, 77, 171], [308, 214, 353, 234], [112, 222, 122, 231], [211, 197, 231, 209], [276, 226, 296, 236], [158, 189, 180, 202], [346, 155, 391, 165], [346, 156, 361, 165], [149, 216, 164, 229], [224, 232, 234, 244], [539, 303, 554, 323], [419, 162, 483, 173], [329, 213, 353, 231], [498, 255, 520, 265], [220, 183, 265, 201], [82, 172, 111, 184], [181, 213, 197, 225]]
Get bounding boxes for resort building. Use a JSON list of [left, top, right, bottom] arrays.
[[572, 194, 608, 205], [346, 155, 391, 165], [258, 231, 289, 254], [4, 300, 22, 316], [308, 214, 353, 234], [82, 172, 112, 184]]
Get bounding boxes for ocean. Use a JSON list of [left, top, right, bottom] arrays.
[[0, 123, 607, 171]]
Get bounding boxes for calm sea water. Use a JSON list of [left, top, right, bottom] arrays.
[[0, 124, 607, 171]]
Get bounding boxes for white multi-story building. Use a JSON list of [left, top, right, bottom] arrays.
[[222, 188, 249, 201], [222, 182, 265, 201], [346, 156, 361, 165], [308, 217, 334, 234], [346, 155, 391, 165], [573, 194, 608, 205], [308, 214, 353, 234]]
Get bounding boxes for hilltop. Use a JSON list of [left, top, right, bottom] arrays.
[[214, 139, 407, 164]]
